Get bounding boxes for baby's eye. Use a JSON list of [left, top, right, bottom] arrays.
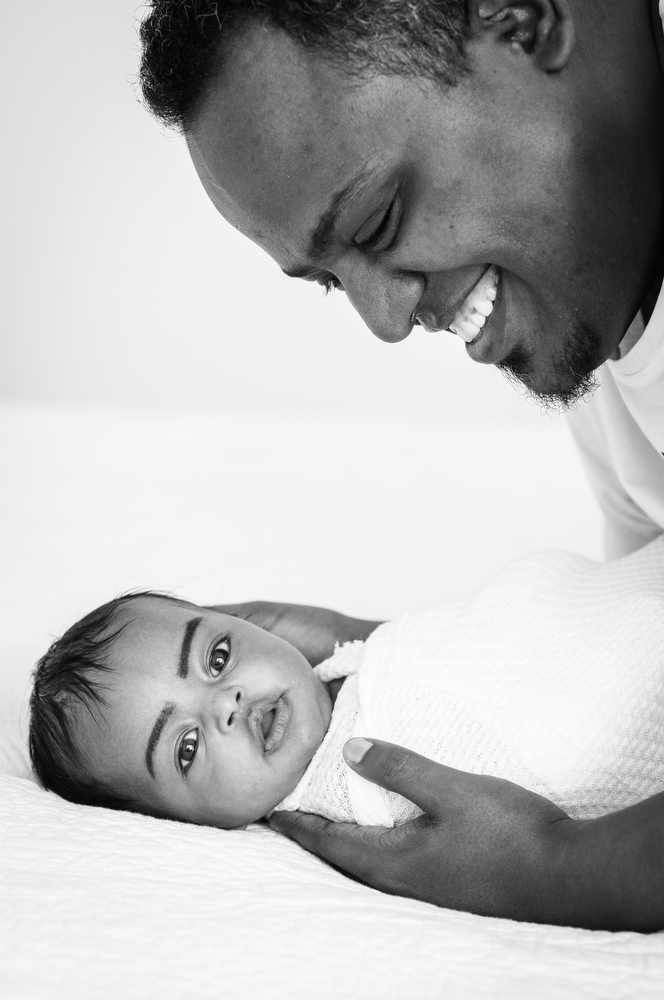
[[209, 638, 231, 676], [178, 728, 198, 775]]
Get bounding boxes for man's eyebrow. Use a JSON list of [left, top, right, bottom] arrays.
[[282, 167, 379, 279], [178, 615, 203, 679], [145, 702, 175, 779]]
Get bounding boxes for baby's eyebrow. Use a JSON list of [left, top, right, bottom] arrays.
[[145, 702, 175, 779], [178, 616, 203, 678]]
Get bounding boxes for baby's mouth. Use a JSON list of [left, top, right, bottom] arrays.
[[260, 697, 289, 754], [260, 709, 275, 741]]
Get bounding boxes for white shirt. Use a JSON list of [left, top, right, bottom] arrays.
[[568, 288, 664, 558], [567, 4, 664, 558]]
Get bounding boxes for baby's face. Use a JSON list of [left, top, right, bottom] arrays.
[[77, 597, 332, 827]]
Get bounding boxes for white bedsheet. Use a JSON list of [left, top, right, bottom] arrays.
[[1, 401, 662, 999]]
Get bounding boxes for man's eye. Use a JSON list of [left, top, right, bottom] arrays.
[[320, 274, 344, 295], [209, 638, 231, 676], [316, 273, 344, 294], [179, 729, 198, 775], [354, 196, 400, 253]]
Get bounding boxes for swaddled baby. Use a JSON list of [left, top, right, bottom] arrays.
[[29, 538, 664, 828], [279, 537, 664, 824]]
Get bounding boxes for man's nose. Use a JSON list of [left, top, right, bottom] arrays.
[[338, 261, 424, 344]]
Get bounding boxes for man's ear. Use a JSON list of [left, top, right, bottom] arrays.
[[468, 0, 575, 72]]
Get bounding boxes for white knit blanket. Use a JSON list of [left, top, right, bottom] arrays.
[[278, 539, 664, 825]]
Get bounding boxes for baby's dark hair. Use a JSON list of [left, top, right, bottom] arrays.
[[138, 0, 471, 134], [29, 591, 186, 813]]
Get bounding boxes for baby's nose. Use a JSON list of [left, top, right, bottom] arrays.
[[216, 687, 242, 732]]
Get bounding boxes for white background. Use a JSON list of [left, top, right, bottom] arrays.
[[1, 2, 603, 630], [2, 0, 557, 426]]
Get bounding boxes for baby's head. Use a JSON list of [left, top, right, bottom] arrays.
[[29, 593, 332, 827]]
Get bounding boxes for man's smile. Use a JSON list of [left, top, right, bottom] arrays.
[[414, 265, 496, 336], [448, 265, 500, 344], [415, 265, 509, 366]]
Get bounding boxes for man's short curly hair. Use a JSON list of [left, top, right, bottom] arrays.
[[29, 591, 186, 814], [138, 0, 471, 133]]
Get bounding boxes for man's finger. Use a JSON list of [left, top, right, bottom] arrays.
[[343, 737, 470, 816], [268, 809, 413, 891]]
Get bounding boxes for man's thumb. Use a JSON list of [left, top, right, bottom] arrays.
[[343, 737, 461, 815]]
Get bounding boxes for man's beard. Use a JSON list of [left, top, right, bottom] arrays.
[[497, 317, 603, 412]]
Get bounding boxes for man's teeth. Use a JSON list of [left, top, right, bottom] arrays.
[[449, 266, 499, 344]]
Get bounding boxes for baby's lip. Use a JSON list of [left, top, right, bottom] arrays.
[[263, 697, 290, 754], [260, 708, 276, 741]]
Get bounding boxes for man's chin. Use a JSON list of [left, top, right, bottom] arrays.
[[498, 359, 600, 412], [497, 322, 603, 413]]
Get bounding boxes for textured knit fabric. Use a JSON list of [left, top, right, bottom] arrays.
[[277, 538, 664, 825]]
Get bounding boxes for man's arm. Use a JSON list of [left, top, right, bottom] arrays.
[[270, 739, 664, 931], [206, 601, 383, 666]]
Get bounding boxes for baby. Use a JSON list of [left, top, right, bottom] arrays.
[[29, 537, 664, 829]]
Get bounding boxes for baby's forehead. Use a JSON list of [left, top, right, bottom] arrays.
[[115, 594, 203, 636], [122, 593, 199, 621], [106, 596, 204, 670], [73, 597, 220, 803], [80, 598, 202, 748]]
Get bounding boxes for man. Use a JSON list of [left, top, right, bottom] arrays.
[[138, 1, 664, 929]]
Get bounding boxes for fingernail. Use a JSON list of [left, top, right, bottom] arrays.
[[344, 737, 373, 764]]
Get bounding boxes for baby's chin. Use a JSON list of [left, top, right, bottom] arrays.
[[235, 749, 324, 829], [161, 799, 263, 830], [203, 796, 293, 830]]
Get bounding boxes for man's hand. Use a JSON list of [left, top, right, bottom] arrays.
[[269, 739, 664, 931], [207, 601, 382, 666]]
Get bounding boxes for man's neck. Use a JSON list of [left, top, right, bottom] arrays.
[[642, 269, 664, 325], [612, 272, 662, 359], [634, 4, 664, 330], [652, 0, 664, 74]]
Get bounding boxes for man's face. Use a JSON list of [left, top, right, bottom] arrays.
[[76, 599, 332, 828], [188, 17, 663, 405]]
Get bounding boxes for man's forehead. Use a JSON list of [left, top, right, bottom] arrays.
[[187, 134, 280, 253], [195, 22, 352, 162], [188, 22, 424, 267]]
